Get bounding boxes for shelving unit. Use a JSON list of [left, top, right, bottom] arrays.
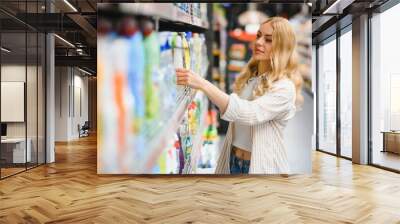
[[100, 3, 209, 30], [183, 91, 209, 174], [98, 3, 211, 174], [140, 89, 196, 173], [140, 87, 209, 173]]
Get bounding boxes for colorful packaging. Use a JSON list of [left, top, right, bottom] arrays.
[[181, 32, 191, 70], [192, 33, 203, 76], [159, 32, 177, 119], [123, 19, 145, 135], [143, 24, 160, 121]]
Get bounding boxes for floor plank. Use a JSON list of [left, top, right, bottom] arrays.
[[0, 135, 400, 223]]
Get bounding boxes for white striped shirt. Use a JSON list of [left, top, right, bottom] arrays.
[[215, 78, 297, 174], [232, 76, 260, 152]]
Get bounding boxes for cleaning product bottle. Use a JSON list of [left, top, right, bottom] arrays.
[[192, 33, 202, 76], [142, 19, 160, 122], [120, 17, 148, 162], [120, 17, 145, 135], [189, 32, 196, 75], [98, 17, 119, 172], [164, 34, 177, 106], [176, 133, 185, 174], [159, 32, 176, 119], [112, 17, 138, 172], [171, 32, 184, 93], [181, 32, 191, 71], [181, 32, 191, 95]]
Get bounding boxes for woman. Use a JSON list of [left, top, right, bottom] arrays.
[[176, 17, 303, 174]]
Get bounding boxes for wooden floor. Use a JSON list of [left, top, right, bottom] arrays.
[[0, 167, 26, 178], [1, 135, 400, 223]]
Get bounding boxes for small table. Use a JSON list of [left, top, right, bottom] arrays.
[[1, 138, 31, 164], [381, 131, 400, 154]]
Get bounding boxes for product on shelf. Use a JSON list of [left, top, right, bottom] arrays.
[[200, 34, 209, 77], [190, 33, 199, 75], [197, 108, 219, 172], [182, 32, 191, 70], [227, 59, 246, 72], [176, 133, 185, 174], [159, 32, 177, 120], [171, 32, 184, 92], [153, 30, 210, 174], [121, 17, 146, 135], [142, 19, 161, 121], [229, 43, 246, 60]]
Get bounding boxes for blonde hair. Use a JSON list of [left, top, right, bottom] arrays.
[[233, 17, 303, 106]]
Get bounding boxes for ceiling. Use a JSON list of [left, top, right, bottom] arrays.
[[312, 0, 390, 44], [4, 0, 392, 72], [0, 0, 97, 73]]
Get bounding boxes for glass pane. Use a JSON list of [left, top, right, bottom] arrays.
[[318, 37, 337, 154], [340, 29, 352, 158], [312, 45, 317, 151], [371, 4, 400, 171], [27, 31, 38, 169], [38, 32, 45, 165], [1, 30, 27, 177]]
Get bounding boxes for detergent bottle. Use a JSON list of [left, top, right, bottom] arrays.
[[142, 19, 160, 121]]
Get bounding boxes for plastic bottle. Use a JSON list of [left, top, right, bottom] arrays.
[[176, 133, 185, 174], [111, 17, 139, 172], [98, 17, 120, 172], [142, 19, 160, 121], [171, 33, 184, 93], [192, 33, 202, 76], [121, 17, 145, 135], [119, 17, 147, 162], [187, 32, 196, 73], [181, 32, 191, 70], [159, 32, 176, 118]]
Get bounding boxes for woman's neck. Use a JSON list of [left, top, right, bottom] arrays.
[[257, 60, 272, 76]]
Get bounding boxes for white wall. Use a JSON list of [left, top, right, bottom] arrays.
[[1, 65, 26, 132], [1, 65, 37, 138], [72, 72, 89, 138], [55, 67, 89, 141], [1, 64, 45, 164], [55, 66, 69, 141]]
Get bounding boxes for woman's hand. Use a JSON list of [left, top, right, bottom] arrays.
[[176, 68, 230, 114], [175, 68, 206, 90]]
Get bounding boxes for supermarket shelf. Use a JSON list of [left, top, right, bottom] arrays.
[[297, 47, 312, 59], [183, 92, 209, 174], [140, 88, 197, 173], [134, 56, 207, 173], [297, 37, 311, 47], [189, 106, 208, 173], [112, 3, 209, 31], [98, 3, 210, 174]]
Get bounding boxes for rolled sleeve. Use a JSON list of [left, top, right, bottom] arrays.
[[221, 93, 240, 122], [220, 80, 296, 125]]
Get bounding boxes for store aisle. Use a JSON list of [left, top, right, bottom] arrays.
[[0, 135, 400, 223]]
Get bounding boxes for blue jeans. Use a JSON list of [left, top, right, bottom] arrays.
[[229, 151, 250, 174]]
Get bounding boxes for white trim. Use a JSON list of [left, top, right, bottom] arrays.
[[63, 0, 78, 12], [54, 34, 75, 48]]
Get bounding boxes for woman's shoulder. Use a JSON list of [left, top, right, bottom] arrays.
[[271, 78, 295, 93]]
